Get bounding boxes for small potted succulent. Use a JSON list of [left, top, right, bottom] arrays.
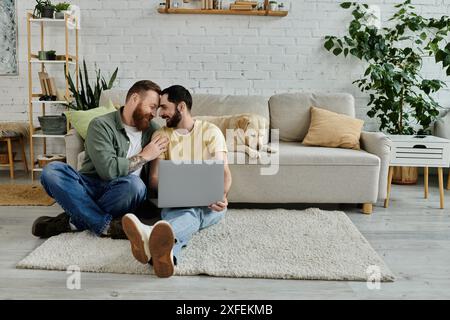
[[54, 2, 71, 19], [33, 0, 55, 19]]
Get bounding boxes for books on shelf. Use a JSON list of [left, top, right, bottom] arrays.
[[230, 5, 252, 10], [47, 77, 58, 96], [201, 0, 214, 9], [234, 1, 257, 6], [37, 71, 58, 97], [38, 71, 50, 96], [230, 1, 257, 11]]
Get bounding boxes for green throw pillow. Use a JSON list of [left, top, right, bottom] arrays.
[[64, 100, 117, 139]]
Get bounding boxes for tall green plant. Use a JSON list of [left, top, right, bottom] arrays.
[[66, 60, 118, 110], [324, 0, 450, 134]]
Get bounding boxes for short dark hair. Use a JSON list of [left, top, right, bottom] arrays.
[[125, 80, 161, 102], [161, 85, 193, 111]]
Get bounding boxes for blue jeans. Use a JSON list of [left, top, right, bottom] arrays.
[[161, 206, 226, 264], [40, 161, 147, 235]]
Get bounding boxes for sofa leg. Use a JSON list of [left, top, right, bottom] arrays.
[[447, 170, 450, 190], [362, 203, 373, 215]]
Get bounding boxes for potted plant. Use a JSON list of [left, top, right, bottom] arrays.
[[54, 2, 71, 19], [38, 50, 47, 60], [33, 0, 55, 19], [324, 0, 450, 184], [269, 1, 277, 11], [66, 60, 119, 110], [46, 50, 56, 60]]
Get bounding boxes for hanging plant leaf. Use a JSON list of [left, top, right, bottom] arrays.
[[324, 38, 334, 51]]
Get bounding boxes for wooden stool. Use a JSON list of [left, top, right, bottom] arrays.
[[0, 136, 28, 179]]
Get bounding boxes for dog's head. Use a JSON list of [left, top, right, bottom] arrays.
[[237, 115, 264, 150]]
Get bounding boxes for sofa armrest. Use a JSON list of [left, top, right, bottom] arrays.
[[434, 112, 450, 139], [360, 131, 392, 201], [65, 128, 84, 169]]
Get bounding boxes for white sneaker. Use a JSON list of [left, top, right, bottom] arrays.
[[122, 214, 152, 264], [149, 220, 175, 278]]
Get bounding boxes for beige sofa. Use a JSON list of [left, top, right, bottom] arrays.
[[434, 111, 450, 189], [65, 90, 391, 214]]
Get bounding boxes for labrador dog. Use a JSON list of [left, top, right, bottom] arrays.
[[193, 113, 276, 158]]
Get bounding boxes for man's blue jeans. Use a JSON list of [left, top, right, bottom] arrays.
[[161, 206, 226, 264], [40, 161, 147, 235]]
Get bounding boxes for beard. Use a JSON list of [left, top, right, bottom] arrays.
[[165, 108, 182, 128], [132, 102, 152, 131]]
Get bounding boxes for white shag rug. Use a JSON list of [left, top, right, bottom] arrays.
[[17, 208, 394, 281]]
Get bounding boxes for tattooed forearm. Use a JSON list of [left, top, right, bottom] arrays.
[[128, 155, 148, 174]]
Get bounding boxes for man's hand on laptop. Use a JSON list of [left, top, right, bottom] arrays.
[[140, 136, 169, 161], [209, 195, 228, 212]]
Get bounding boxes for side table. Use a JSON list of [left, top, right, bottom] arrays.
[[384, 135, 450, 209]]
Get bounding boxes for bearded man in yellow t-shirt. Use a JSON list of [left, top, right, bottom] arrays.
[[122, 85, 232, 278]]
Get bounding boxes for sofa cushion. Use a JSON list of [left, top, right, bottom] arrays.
[[191, 94, 269, 120], [302, 106, 364, 150], [101, 90, 270, 119], [100, 89, 128, 108], [269, 92, 355, 142], [77, 151, 86, 171], [258, 142, 379, 166]]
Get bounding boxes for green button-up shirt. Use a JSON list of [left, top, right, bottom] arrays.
[[79, 107, 159, 181]]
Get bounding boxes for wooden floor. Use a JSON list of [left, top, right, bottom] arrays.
[[1, 170, 450, 300]]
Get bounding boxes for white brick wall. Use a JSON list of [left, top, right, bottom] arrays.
[[1, 0, 450, 168]]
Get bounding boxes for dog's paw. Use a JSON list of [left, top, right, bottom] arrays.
[[260, 145, 277, 153], [267, 146, 278, 153]]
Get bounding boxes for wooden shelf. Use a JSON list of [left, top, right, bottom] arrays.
[[30, 59, 76, 65], [27, 12, 79, 181], [31, 100, 68, 105], [29, 15, 78, 29], [32, 130, 66, 138], [157, 8, 288, 16], [30, 18, 67, 23]]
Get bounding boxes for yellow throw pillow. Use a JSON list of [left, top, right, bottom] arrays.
[[302, 106, 364, 150]]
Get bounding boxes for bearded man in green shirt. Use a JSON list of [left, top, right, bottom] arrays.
[[32, 80, 168, 239]]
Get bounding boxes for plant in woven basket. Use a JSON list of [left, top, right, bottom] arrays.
[[324, 0, 450, 135], [66, 60, 118, 110], [33, 0, 55, 18]]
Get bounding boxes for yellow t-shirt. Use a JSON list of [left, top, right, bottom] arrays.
[[152, 120, 227, 161]]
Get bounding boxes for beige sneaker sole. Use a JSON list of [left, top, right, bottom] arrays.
[[122, 214, 149, 264], [149, 221, 175, 278]]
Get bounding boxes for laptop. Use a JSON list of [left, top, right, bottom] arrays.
[[150, 160, 224, 208]]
